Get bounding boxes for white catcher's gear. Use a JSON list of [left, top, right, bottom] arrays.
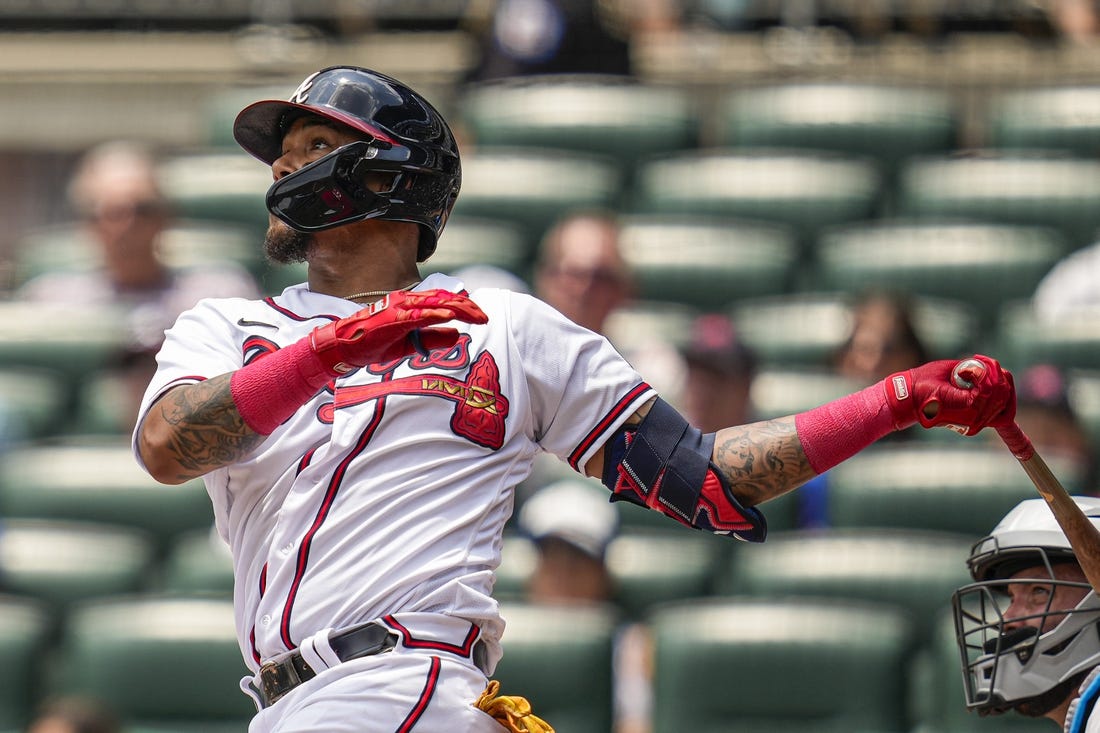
[[952, 496, 1100, 717]]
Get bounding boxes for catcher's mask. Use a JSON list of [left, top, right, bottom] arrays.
[[951, 497, 1100, 717], [234, 65, 460, 262]]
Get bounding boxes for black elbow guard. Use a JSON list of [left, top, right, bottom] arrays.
[[601, 398, 766, 542]]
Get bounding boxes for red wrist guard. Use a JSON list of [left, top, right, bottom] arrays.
[[795, 382, 897, 475], [230, 338, 333, 435]]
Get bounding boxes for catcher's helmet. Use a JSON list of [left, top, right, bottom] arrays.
[[951, 497, 1100, 717], [233, 65, 460, 261]]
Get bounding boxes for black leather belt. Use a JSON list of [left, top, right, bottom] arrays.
[[255, 621, 490, 708], [258, 622, 398, 708]]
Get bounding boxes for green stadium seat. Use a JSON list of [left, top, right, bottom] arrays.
[[650, 597, 913, 733], [816, 221, 1066, 330], [909, 608, 1050, 733], [51, 596, 254, 731], [0, 302, 128, 384], [603, 299, 700, 356], [450, 148, 623, 254], [159, 528, 233, 598], [987, 87, 1100, 157], [719, 83, 958, 183], [606, 528, 728, 622], [728, 292, 978, 369], [71, 368, 138, 436], [750, 366, 864, 419], [715, 528, 972, 647], [0, 594, 51, 730], [12, 220, 261, 288], [157, 152, 272, 241], [997, 300, 1100, 373], [419, 216, 532, 281], [201, 85, 290, 150], [630, 149, 882, 254], [824, 442, 1087, 538], [0, 367, 70, 441], [459, 75, 698, 183], [0, 519, 156, 624], [0, 437, 213, 558], [618, 215, 799, 310], [896, 153, 1100, 253], [494, 601, 619, 733], [729, 293, 852, 367]]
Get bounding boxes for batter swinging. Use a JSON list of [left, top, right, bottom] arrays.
[[133, 66, 1019, 732]]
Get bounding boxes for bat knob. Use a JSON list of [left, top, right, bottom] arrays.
[[952, 358, 986, 389]]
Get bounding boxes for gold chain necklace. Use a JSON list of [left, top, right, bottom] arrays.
[[343, 281, 419, 301]]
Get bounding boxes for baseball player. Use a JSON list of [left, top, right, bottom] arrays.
[[953, 496, 1100, 731], [133, 65, 1019, 732]]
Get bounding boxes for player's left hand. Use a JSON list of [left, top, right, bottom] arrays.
[[309, 289, 488, 374], [884, 354, 1016, 436]]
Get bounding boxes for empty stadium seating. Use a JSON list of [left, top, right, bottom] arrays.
[[50, 595, 254, 732], [459, 75, 700, 184], [492, 601, 619, 733], [650, 597, 913, 733], [719, 83, 959, 185]]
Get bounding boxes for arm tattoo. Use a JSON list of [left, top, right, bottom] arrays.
[[713, 416, 817, 508], [155, 374, 264, 481]]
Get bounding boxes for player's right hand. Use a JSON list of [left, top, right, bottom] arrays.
[[309, 289, 488, 375], [883, 354, 1016, 436]]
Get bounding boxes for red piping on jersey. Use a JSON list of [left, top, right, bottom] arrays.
[[396, 656, 441, 733], [381, 615, 480, 656], [278, 373, 393, 649], [296, 447, 317, 476], [568, 382, 651, 471], [262, 297, 339, 323], [250, 564, 269, 664]]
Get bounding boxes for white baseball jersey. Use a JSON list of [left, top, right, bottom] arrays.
[[133, 272, 654, 677], [1066, 667, 1100, 733]]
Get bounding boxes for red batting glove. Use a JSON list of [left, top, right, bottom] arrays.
[[884, 354, 1017, 436], [310, 289, 488, 375]]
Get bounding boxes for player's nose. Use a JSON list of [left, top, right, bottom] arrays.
[[272, 151, 303, 181]]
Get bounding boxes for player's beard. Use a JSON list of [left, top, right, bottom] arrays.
[[264, 223, 314, 264]]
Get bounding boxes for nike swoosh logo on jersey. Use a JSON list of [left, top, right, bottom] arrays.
[[238, 318, 278, 329]]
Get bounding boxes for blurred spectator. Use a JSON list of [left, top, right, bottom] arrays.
[[833, 289, 930, 385], [678, 313, 758, 432], [534, 210, 634, 334], [517, 478, 652, 733], [532, 209, 683, 402], [16, 141, 259, 430], [25, 695, 120, 733], [1010, 363, 1098, 492], [1033, 239, 1100, 323], [799, 290, 933, 528], [1046, 0, 1100, 43], [518, 477, 617, 604], [464, 0, 680, 81]]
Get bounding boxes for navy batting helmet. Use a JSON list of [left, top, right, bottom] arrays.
[[233, 65, 461, 262]]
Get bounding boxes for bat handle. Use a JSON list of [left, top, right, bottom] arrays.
[[996, 423, 1035, 462]]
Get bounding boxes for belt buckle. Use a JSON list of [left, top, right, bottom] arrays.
[[259, 657, 301, 707]]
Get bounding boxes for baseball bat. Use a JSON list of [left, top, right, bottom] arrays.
[[952, 358, 1100, 593]]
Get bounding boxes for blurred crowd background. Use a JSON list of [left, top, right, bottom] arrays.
[[3, 1, 1100, 732]]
